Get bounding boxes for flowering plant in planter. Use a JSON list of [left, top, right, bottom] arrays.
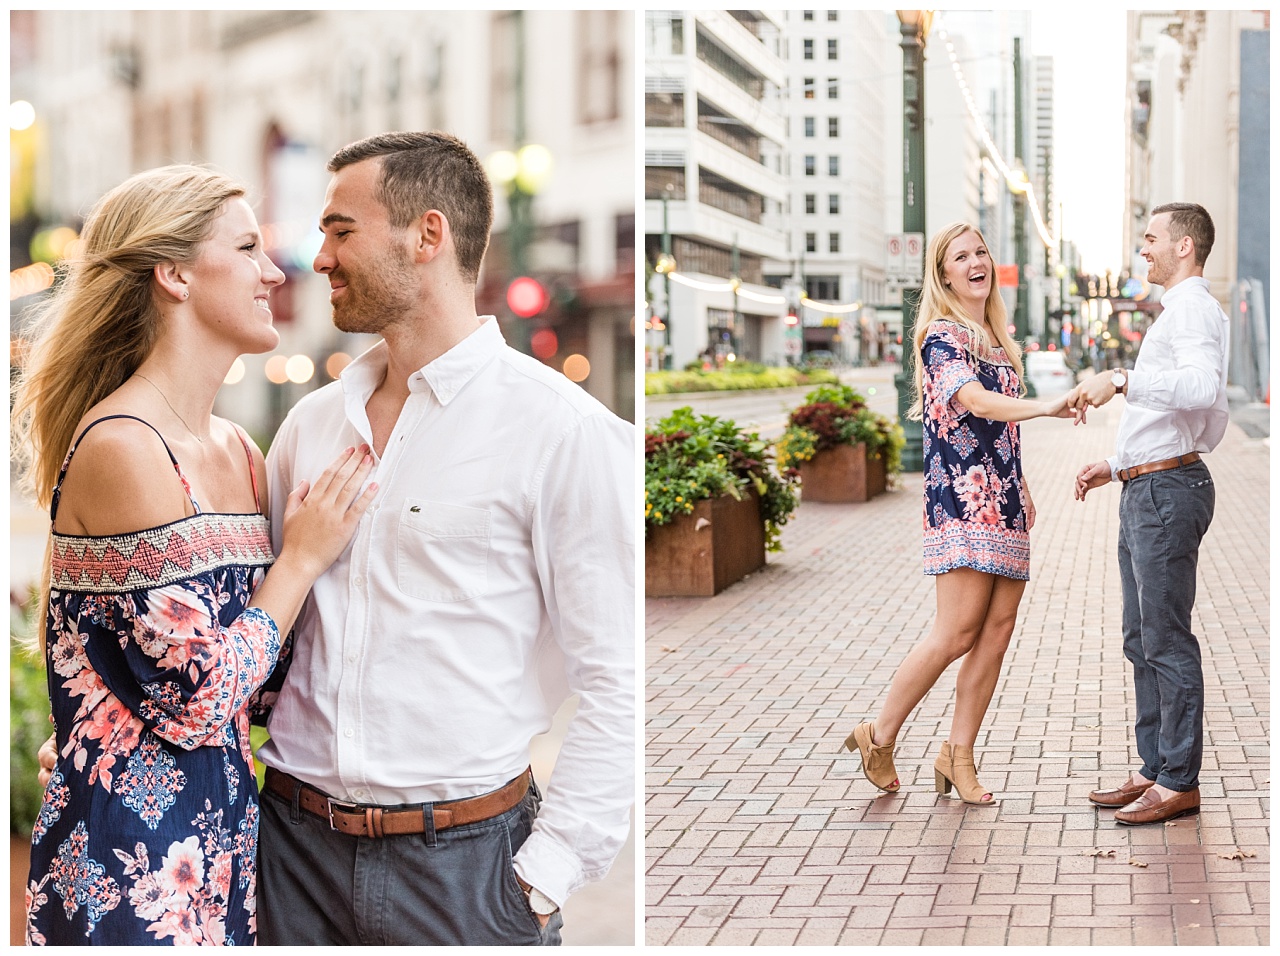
[[645, 406, 799, 552], [775, 384, 905, 478]]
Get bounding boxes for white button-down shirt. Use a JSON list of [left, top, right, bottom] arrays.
[[1108, 276, 1230, 477], [260, 317, 635, 905]]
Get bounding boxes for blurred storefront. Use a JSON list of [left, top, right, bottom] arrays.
[[9, 10, 637, 434]]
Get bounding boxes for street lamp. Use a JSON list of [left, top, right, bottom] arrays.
[[895, 9, 932, 473], [659, 182, 676, 369], [487, 142, 553, 355]]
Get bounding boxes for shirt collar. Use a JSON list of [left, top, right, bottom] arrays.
[[1159, 275, 1210, 303], [339, 316, 505, 407]]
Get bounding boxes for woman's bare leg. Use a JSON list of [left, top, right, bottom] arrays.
[[871, 567, 997, 745], [949, 574, 1026, 747]]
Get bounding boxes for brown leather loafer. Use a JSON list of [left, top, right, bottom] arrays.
[[1113, 786, 1200, 826], [1089, 776, 1155, 807]]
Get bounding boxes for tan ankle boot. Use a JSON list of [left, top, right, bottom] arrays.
[[934, 742, 996, 804]]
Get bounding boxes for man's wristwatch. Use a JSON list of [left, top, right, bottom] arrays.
[[1110, 368, 1128, 394], [516, 876, 559, 917]]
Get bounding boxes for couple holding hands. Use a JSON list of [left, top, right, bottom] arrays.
[[847, 204, 1228, 828]]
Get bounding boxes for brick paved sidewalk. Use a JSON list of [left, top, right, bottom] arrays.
[[645, 401, 1269, 945]]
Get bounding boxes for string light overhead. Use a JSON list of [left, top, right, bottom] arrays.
[[936, 28, 1056, 249]]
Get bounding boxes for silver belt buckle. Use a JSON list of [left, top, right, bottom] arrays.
[[327, 798, 360, 831]]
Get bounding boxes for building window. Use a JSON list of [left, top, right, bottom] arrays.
[[577, 10, 620, 125], [803, 77, 815, 99], [803, 10, 814, 21], [644, 165, 686, 200], [804, 155, 815, 176], [827, 10, 838, 21], [645, 92, 683, 127], [828, 116, 838, 137], [805, 193, 816, 214], [803, 116, 814, 137], [829, 232, 840, 253], [828, 193, 839, 214], [828, 77, 838, 99], [805, 232, 817, 253], [803, 38, 813, 60], [806, 276, 840, 300], [490, 13, 516, 141], [828, 155, 839, 177], [671, 16, 684, 54], [827, 38, 838, 60]]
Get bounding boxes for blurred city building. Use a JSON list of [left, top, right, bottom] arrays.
[[643, 9, 1062, 371], [10, 10, 636, 438], [1124, 10, 1269, 402], [643, 11, 789, 369], [763, 9, 889, 366]]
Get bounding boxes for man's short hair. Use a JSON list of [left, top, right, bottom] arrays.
[[328, 132, 494, 282], [1151, 202, 1215, 267]]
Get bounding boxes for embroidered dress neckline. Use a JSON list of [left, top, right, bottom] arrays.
[[50, 512, 273, 594], [50, 509, 267, 543]]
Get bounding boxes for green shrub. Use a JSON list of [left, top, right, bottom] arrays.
[[11, 590, 50, 836], [645, 366, 839, 395], [645, 407, 798, 552], [776, 386, 906, 478]]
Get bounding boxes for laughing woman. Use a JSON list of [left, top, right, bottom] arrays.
[[13, 166, 377, 944], [844, 222, 1074, 804]]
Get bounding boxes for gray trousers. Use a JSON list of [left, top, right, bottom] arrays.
[[1117, 460, 1215, 791], [257, 777, 563, 946]]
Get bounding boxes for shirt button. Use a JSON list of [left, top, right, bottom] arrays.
[[347, 653, 357, 663], [354, 575, 364, 587], [344, 728, 355, 738]]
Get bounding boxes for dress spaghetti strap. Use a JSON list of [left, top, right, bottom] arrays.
[[231, 424, 263, 513], [50, 414, 201, 526]]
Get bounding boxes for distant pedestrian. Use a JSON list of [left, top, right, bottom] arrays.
[[1069, 202, 1228, 826], [845, 222, 1074, 804]]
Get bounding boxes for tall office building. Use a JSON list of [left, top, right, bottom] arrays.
[[759, 9, 890, 363], [644, 11, 790, 369]]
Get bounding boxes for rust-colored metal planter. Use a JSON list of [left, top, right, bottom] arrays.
[[645, 490, 765, 597], [797, 443, 886, 503]]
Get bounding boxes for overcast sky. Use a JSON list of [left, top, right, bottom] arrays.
[[1030, 8, 1128, 274]]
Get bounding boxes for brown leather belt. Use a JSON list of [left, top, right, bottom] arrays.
[[264, 767, 531, 839], [1117, 452, 1201, 482]]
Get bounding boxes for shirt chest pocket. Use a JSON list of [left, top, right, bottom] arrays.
[[396, 499, 491, 602]]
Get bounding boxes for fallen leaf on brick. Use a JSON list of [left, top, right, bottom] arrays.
[[1085, 724, 1101, 729], [1218, 848, 1257, 860], [694, 517, 711, 531], [1128, 858, 1148, 868], [660, 645, 679, 652], [1083, 848, 1117, 858], [1190, 899, 1200, 904], [1187, 923, 1200, 929], [1165, 820, 1177, 827]]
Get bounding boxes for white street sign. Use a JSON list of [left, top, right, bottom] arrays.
[[904, 232, 924, 282], [886, 233, 905, 278]]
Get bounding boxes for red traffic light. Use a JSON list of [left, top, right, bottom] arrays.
[[784, 312, 798, 327], [507, 276, 548, 318]]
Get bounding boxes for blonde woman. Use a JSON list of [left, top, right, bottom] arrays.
[[14, 166, 376, 945], [845, 223, 1074, 804]]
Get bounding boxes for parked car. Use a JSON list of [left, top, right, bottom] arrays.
[[1025, 350, 1074, 395]]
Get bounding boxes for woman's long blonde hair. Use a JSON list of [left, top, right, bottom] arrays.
[[907, 222, 1024, 420], [12, 165, 244, 642]]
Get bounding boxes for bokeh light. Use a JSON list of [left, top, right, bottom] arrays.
[[562, 353, 590, 383], [326, 352, 352, 379], [530, 328, 558, 360], [285, 354, 314, 384], [224, 358, 246, 385], [10, 100, 35, 131], [264, 354, 289, 384]]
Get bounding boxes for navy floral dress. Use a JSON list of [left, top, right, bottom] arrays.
[[26, 416, 285, 946], [920, 320, 1030, 580]]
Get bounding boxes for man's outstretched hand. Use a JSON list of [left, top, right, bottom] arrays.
[[1074, 461, 1112, 501]]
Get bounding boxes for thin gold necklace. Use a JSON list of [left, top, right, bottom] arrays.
[[135, 372, 209, 443]]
